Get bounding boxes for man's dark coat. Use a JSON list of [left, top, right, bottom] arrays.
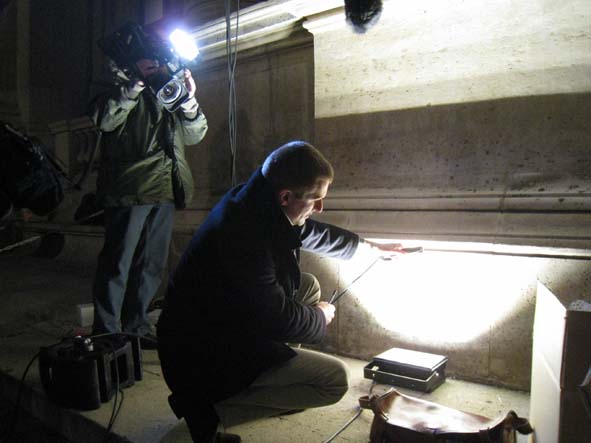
[[157, 168, 359, 404]]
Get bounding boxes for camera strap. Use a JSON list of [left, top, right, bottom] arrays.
[[162, 112, 186, 209]]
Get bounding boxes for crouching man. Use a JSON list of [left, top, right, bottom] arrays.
[[157, 141, 403, 442]]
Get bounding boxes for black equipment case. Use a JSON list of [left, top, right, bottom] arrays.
[[39, 335, 142, 410], [364, 347, 448, 393]]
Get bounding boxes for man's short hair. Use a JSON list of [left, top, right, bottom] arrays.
[[262, 141, 334, 196]]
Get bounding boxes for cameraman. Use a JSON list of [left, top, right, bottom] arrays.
[[90, 27, 208, 349]]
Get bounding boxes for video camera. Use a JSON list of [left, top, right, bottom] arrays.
[[98, 22, 198, 112]]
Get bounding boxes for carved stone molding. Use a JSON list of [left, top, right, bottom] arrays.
[[188, 0, 343, 60]]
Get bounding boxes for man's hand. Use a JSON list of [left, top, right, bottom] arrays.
[[316, 302, 336, 325], [123, 78, 145, 100], [361, 239, 406, 258], [184, 69, 196, 99], [180, 69, 199, 115]]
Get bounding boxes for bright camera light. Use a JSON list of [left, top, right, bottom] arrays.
[[169, 29, 199, 61]]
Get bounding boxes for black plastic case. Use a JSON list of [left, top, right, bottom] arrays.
[[364, 347, 448, 393], [39, 334, 142, 410]]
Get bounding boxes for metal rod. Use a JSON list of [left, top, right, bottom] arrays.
[[0, 236, 41, 254]]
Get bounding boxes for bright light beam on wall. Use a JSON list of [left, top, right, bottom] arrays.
[[338, 239, 539, 344]]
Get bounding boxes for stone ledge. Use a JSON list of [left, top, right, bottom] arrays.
[[19, 205, 591, 253], [189, 0, 343, 61], [316, 209, 591, 253]]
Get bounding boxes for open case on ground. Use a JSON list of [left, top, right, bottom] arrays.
[[364, 347, 448, 392]]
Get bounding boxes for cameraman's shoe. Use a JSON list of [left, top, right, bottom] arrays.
[[139, 332, 158, 350], [148, 297, 165, 312]]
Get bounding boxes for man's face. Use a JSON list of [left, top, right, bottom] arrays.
[[279, 178, 330, 226], [135, 58, 161, 79]]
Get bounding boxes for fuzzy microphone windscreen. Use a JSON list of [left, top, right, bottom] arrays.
[[344, 0, 383, 33]]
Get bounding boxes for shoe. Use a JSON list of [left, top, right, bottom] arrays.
[[148, 298, 165, 312], [213, 432, 241, 443], [276, 408, 306, 416], [169, 394, 240, 443], [139, 332, 158, 350]]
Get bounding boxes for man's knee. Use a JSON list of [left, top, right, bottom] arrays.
[[321, 357, 350, 404], [334, 358, 350, 397], [298, 273, 321, 306]]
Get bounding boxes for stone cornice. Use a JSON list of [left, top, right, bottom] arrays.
[[188, 0, 344, 60], [301, 7, 345, 34]]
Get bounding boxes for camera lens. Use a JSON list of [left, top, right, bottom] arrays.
[[156, 76, 189, 111], [158, 80, 182, 104], [162, 83, 179, 99]]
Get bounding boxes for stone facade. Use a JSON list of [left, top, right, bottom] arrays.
[[2, 0, 590, 390]]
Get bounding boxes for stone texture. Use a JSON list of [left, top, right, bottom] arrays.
[[306, 0, 591, 118], [316, 94, 591, 200], [187, 33, 314, 207], [3, 0, 591, 395], [302, 249, 590, 390]]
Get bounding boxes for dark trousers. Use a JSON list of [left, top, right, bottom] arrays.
[[92, 203, 174, 335]]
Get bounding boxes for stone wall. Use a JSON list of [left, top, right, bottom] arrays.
[[15, 0, 591, 390], [298, 0, 591, 390], [304, 0, 591, 242]]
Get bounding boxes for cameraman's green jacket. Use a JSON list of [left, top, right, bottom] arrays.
[[92, 87, 208, 208]]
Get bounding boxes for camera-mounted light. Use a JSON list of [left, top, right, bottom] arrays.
[[97, 22, 199, 112], [169, 29, 199, 61]]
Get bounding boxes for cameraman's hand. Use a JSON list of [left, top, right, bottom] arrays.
[[180, 69, 199, 116], [122, 79, 145, 100], [184, 69, 196, 99], [316, 302, 336, 326]]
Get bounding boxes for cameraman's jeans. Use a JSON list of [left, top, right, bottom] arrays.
[[214, 273, 350, 428], [92, 203, 174, 335]]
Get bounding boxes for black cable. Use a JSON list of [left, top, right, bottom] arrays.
[[329, 256, 383, 304], [103, 342, 119, 443], [88, 333, 143, 442], [0, 332, 144, 443], [103, 337, 124, 443], [103, 381, 118, 443], [322, 381, 376, 443], [0, 352, 40, 443], [225, 0, 240, 187], [328, 247, 424, 305], [111, 388, 125, 437], [0, 236, 42, 255]]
